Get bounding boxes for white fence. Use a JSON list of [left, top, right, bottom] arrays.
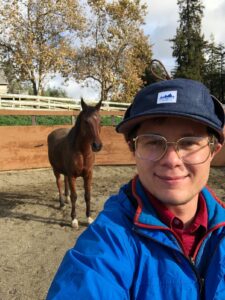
[[1, 93, 224, 112], [0, 94, 130, 111]]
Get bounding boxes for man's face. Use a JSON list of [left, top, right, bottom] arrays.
[[135, 117, 221, 208]]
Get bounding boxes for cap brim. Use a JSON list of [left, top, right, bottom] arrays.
[[116, 112, 224, 144]]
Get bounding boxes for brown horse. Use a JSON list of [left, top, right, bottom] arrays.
[[47, 98, 102, 228]]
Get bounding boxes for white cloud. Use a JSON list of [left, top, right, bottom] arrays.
[[202, 0, 225, 43], [46, 74, 100, 101], [63, 79, 100, 102], [144, 0, 225, 72], [143, 0, 178, 71]]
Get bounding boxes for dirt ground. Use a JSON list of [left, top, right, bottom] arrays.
[[0, 165, 225, 300]]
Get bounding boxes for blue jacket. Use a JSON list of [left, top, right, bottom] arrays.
[[46, 176, 225, 300]]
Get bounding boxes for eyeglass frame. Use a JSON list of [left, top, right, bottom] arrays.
[[132, 133, 216, 165]]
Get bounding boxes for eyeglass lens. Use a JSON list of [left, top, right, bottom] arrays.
[[135, 134, 211, 164]]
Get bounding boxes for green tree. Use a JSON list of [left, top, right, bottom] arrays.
[[67, 0, 152, 102], [171, 0, 206, 80], [0, 0, 84, 95], [212, 44, 225, 103], [42, 87, 68, 98], [2, 61, 23, 94], [202, 36, 225, 103], [202, 37, 220, 98], [214, 44, 225, 103]]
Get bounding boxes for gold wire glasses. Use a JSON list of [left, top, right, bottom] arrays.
[[133, 134, 215, 165]]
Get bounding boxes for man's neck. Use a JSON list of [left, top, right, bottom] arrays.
[[165, 197, 199, 229]]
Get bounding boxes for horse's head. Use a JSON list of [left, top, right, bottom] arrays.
[[80, 98, 103, 152]]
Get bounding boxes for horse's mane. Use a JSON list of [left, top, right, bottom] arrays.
[[67, 104, 99, 147], [68, 112, 83, 147]]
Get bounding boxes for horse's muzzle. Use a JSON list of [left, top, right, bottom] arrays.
[[92, 142, 102, 152]]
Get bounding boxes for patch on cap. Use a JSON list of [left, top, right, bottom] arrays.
[[157, 90, 177, 104]]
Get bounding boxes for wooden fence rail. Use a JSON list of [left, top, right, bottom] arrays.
[[0, 93, 130, 111], [0, 108, 225, 171], [0, 109, 134, 171]]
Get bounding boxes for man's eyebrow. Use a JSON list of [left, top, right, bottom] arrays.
[[180, 132, 207, 137], [142, 131, 197, 136], [140, 132, 207, 139]]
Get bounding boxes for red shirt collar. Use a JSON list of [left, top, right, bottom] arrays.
[[144, 188, 208, 232]]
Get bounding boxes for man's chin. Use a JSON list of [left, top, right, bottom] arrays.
[[155, 192, 194, 207]]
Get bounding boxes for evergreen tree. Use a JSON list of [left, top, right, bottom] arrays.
[[202, 37, 220, 99], [171, 0, 206, 80], [214, 44, 225, 103], [202, 37, 225, 103]]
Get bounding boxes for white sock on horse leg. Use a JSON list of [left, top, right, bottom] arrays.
[[87, 217, 94, 224], [65, 195, 70, 203], [72, 218, 79, 229]]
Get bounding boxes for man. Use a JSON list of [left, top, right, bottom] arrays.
[[47, 78, 225, 299]]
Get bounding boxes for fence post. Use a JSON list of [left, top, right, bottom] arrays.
[[32, 115, 36, 125], [72, 115, 76, 125], [111, 115, 116, 126]]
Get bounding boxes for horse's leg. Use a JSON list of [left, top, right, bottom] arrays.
[[68, 176, 78, 228], [83, 170, 94, 225], [64, 176, 70, 204], [53, 170, 65, 208]]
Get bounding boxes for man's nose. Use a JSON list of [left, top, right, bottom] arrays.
[[159, 144, 182, 165]]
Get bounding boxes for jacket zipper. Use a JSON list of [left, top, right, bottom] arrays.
[[133, 227, 204, 295], [189, 256, 204, 298], [194, 233, 225, 292]]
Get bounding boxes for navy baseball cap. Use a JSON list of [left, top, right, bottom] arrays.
[[116, 78, 225, 143]]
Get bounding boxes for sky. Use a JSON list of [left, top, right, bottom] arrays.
[[144, 0, 225, 72], [48, 0, 225, 100]]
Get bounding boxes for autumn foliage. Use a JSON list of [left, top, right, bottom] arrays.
[[0, 0, 152, 101]]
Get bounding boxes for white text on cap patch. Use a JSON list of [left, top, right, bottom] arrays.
[[157, 91, 177, 104]]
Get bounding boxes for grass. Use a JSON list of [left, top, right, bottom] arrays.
[[0, 115, 123, 126], [0, 116, 72, 126]]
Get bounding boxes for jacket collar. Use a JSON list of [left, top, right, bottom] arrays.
[[131, 175, 225, 231]]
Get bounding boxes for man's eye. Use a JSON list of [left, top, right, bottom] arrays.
[[145, 139, 162, 146], [180, 139, 199, 148]]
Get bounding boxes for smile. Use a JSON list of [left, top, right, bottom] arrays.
[[155, 174, 189, 184]]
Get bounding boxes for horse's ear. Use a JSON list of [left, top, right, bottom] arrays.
[[81, 97, 88, 111], [95, 99, 102, 111]]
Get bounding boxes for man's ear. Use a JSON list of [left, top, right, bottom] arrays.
[[128, 140, 135, 152], [211, 143, 223, 159]]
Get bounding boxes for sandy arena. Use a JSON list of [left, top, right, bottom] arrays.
[[0, 165, 225, 300]]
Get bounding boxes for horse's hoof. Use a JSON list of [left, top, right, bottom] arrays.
[[87, 217, 94, 225], [65, 196, 70, 204], [72, 219, 79, 229], [59, 203, 65, 210]]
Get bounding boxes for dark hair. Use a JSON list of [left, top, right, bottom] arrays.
[[124, 124, 140, 152], [207, 127, 219, 153], [207, 127, 219, 141]]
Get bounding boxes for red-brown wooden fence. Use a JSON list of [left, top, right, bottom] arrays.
[[0, 109, 224, 171]]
